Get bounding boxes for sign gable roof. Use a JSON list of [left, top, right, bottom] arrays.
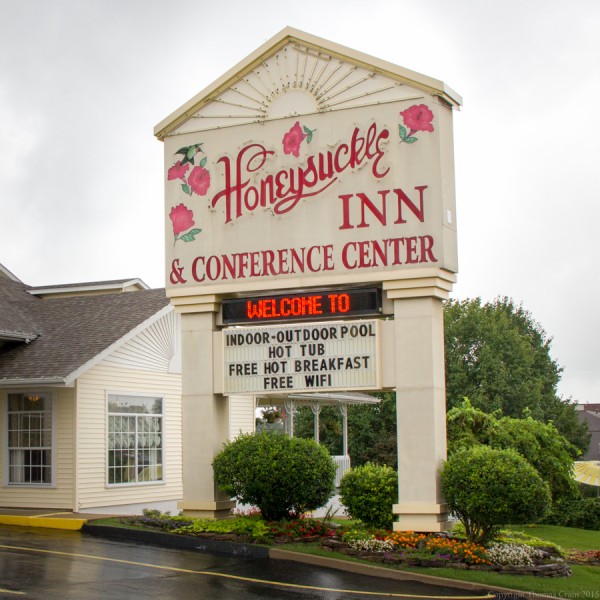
[[155, 27, 461, 140]]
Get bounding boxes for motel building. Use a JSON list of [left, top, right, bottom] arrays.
[[1, 29, 462, 532]]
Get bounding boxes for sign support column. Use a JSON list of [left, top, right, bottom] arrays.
[[177, 297, 235, 518], [386, 275, 454, 532]]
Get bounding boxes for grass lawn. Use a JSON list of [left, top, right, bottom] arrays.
[[402, 564, 598, 597], [504, 524, 600, 551]]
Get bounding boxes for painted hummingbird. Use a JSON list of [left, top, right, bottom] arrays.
[[175, 143, 204, 165]]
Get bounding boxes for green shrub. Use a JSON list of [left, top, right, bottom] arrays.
[[173, 516, 270, 540], [212, 431, 336, 521], [339, 462, 397, 529], [441, 446, 551, 544], [137, 509, 193, 531], [543, 496, 600, 530]]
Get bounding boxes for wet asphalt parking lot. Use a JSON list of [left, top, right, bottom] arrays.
[[0, 525, 499, 600]]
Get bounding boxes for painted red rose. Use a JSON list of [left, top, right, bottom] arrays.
[[400, 104, 435, 132], [188, 165, 211, 196], [169, 203, 195, 236], [283, 121, 306, 157], [167, 161, 190, 181]]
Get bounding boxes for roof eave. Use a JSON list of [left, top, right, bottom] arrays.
[[0, 264, 22, 282], [28, 278, 150, 296], [0, 332, 38, 343], [0, 376, 71, 388]]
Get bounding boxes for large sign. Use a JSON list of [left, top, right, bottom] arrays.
[[160, 29, 460, 529], [165, 101, 456, 294], [223, 320, 379, 394]]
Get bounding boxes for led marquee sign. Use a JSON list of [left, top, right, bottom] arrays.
[[221, 287, 382, 325]]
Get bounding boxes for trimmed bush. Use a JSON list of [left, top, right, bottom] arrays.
[[543, 496, 600, 531], [339, 462, 397, 529], [212, 431, 336, 521], [441, 446, 551, 544]]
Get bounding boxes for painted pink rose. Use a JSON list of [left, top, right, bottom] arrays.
[[282, 121, 306, 157], [167, 161, 190, 181], [400, 104, 435, 132], [188, 165, 211, 196], [170, 203, 195, 236]]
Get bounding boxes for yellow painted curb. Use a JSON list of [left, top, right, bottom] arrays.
[[0, 515, 87, 530]]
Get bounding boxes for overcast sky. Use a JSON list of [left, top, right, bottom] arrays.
[[1, 0, 598, 405]]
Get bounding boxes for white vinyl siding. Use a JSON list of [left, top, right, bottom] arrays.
[[75, 310, 182, 511], [228, 395, 256, 440], [76, 364, 181, 510], [0, 388, 75, 509]]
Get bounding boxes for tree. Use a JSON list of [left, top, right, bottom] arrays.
[[288, 297, 589, 469], [212, 432, 336, 521], [444, 297, 589, 452], [441, 445, 551, 544], [447, 399, 579, 505], [347, 392, 397, 469], [446, 399, 499, 454]]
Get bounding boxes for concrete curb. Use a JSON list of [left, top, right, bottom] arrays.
[[0, 514, 87, 530], [269, 548, 559, 599], [83, 524, 270, 559]]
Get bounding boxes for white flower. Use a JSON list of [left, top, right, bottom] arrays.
[[349, 538, 394, 552], [487, 543, 544, 566]]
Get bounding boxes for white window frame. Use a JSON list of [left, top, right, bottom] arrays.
[[3, 391, 57, 487], [106, 392, 165, 487]]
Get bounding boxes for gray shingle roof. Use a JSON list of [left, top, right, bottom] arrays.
[[0, 278, 40, 341], [0, 276, 169, 383]]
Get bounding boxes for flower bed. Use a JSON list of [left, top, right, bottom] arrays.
[[565, 549, 600, 565], [320, 532, 571, 577], [127, 511, 573, 577]]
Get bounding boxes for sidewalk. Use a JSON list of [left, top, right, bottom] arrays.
[[0, 508, 120, 530], [0, 494, 345, 531]]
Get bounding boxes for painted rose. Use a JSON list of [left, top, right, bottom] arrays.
[[400, 104, 435, 133], [167, 161, 190, 181], [169, 203, 195, 236], [282, 121, 306, 157], [188, 165, 211, 196]]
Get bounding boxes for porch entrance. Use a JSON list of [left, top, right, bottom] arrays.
[[255, 392, 380, 487]]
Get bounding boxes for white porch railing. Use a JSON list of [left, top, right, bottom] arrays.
[[333, 455, 351, 487]]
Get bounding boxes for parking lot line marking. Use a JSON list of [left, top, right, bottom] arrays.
[[0, 543, 494, 599]]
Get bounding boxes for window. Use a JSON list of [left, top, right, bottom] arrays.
[[7, 393, 53, 485], [107, 394, 163, 485]]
